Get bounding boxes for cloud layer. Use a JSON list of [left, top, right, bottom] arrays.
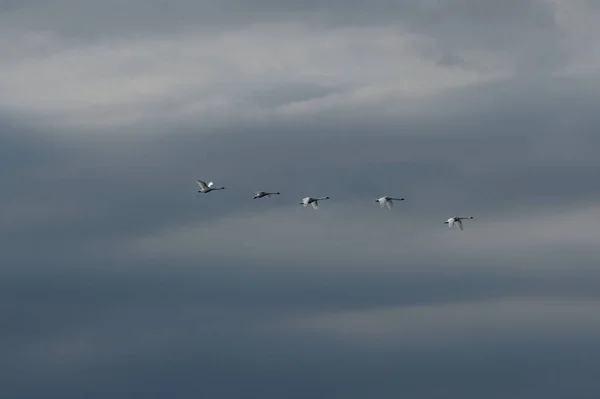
[[2, 0, 600, 398]]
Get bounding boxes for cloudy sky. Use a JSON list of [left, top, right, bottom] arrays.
[[2, 0, 600, 397]]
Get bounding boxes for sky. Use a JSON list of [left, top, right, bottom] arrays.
[[2, 0, 600, 397]]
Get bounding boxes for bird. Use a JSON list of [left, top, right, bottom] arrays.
[[300, 196, 330, 210], [444, 216, 474, 231], [196, 180, 225, 193], [375, 196, 405, 209], [253, 191, 281, 199]]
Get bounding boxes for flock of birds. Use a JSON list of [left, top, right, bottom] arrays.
[[196, 179, 475, 231]]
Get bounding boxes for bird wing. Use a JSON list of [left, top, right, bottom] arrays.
[[457, 219, 464, 230], [311, 201, 319, 209], [386, 199, 393, 209], [196, 180, 209, 190], [448, 219, 454, 228], [207, 181, 214, 187]]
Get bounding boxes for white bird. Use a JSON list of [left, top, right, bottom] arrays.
[[196, 180, 225, 193], [375, 196, 405, 209], [253, 191, 281, 199], [300, 196, 330, 210], [444, 216, 474, 231]]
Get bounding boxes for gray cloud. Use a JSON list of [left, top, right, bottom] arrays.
[[2, 0, 600, 397], [4, 0, 596, 130], [0, 0, 564, 61]]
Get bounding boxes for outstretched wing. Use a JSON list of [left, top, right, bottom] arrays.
[[448, 219, 454, 228], [457, 219, 464, 231], [311, 201, 319, 209], [196, 180, 209, 190], [386, 199, 393, 209], [207, 181, 214, 188]]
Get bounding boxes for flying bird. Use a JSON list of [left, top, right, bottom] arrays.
[[196, 180, 225, 193], [375, 196, 405, 209], [253, 191, 281, 199], [301, 196, 330, 210], [444, 216, 474, 231]]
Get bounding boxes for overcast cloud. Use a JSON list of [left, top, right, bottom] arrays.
[[2, 0, 600, 398]]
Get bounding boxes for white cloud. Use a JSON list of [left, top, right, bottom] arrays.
[[277, 297, 600, 346], [547, 0, 600, 76], [429, 203, 600, 259], [123, 201, 439, 266], [0, 23, 507, 131], [125, 202, 600, 267], [2, 1, 599, 132]]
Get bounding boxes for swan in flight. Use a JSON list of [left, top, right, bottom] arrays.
[[375, 196, 405, 209], [196, 180, 225, 193], [444, 216, 474, 231], [253, 191, 281, 199], [301, 196, 330, 210]]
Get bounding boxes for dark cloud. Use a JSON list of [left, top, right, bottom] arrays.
[[3, 261, 600, 398]]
